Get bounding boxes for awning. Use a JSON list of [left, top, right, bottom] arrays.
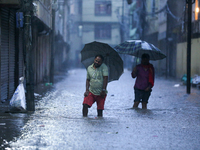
[[0, 0, 20, 8], [33, 1, 52, 29]]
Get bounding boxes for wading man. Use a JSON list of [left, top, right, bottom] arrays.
[[131, 53, 155, 109], [82, 55, 108, 117]]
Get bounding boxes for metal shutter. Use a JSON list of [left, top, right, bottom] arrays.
[[18, 30, 24, 78], [1, 8, 9, 101], [8, 9, 15, 99]]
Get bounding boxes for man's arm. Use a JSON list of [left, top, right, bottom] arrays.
[[86, 79, 90, 91], [100, 76, 108, 98], [84, 79, 90, 97], [102, 76, 108, 90]]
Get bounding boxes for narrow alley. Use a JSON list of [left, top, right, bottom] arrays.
[[1, 69, 200, 150]]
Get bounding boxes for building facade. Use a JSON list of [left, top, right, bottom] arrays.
[[0, 0, 70, 109], [69, 0, 127, 67], [128, 0, 200, 79], [54, 0, 70, 73]]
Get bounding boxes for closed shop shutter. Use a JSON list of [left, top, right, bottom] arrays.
[[0, 8, 16, 101], [1, 8, 9, 101], [8, 9, 16, 99], [18, 31, 24, 78]]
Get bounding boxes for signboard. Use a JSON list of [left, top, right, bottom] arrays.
[[16, 12, 23, 28], [0, 0, 20, 5]]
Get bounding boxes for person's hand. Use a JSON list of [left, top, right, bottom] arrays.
[[100, 91, 106, 98], [84, 91, 89, 97], [131, 67, 137, 78], [133, 67, 137, 73], [145, 87, 151, 91], [132, 67, 137, 75]]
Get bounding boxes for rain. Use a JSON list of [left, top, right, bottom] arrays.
[[0, 0, 200, 150], [1, 69, 200, 149]]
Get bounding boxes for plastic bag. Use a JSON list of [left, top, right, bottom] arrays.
[[9, 77, 26, 111], [192, 75, 200, 84]]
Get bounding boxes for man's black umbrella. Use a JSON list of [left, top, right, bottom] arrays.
[[81, 41, 124, 82]]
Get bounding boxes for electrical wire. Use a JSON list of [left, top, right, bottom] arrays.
[[166, 4, 180, 21]]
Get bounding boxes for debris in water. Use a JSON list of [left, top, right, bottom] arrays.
[[34, 93, 42, 97], [174, 84, 180, 87]]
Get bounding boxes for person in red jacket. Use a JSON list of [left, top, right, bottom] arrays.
[[131, 53, 154, 109]]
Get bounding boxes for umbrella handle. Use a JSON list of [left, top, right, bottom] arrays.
[[132, 57, 138, 70]]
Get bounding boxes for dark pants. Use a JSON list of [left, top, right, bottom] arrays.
[[134, 88, 152, 103]]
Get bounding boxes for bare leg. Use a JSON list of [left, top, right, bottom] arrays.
[[133, 102, 140, 108], [82, 104, 89, 117], [97, 109, 103, 117], [142, 102, 147, 109]]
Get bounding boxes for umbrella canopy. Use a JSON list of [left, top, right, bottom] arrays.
[[114, 40, 166, 60], [81, 41, 124, 82]]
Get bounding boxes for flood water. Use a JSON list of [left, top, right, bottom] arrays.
[[1, 69, 200, 150]]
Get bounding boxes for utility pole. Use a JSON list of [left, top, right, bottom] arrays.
[[186, 0, 195, 94], [24, 0, 35, 111], [121, 0, 125, 43], [166, 2, 169, 79], [50, 9, 55, 83], [141, 0, 146, 40]]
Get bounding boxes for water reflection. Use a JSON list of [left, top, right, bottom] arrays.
[[0, 113, 29, 149]]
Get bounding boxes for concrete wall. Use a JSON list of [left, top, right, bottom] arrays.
[[145, 0, 159, 35], [81, 0, 121, 45], [176, 38, 200, 78], [82, 24, 120, 45], [158, 0, 167, 41]]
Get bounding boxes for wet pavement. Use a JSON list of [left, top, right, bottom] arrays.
[[1, 69, 200, 150]]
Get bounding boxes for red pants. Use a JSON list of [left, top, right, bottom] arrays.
[[83, 92, 106, 110]]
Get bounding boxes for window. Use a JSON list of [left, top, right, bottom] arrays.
[[95, 24, 111, 39], [95, 1, 111, 16]]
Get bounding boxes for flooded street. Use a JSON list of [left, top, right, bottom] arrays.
[[0, 0, 200, 150], [1, 69, 200, 150]]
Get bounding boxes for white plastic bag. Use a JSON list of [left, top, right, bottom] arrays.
[[10, 77, 26, 111], [192, 75, 200, 84]]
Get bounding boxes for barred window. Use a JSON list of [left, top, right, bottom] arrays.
[[95, 24, 111, 39], [95, 1, 111, 16]]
